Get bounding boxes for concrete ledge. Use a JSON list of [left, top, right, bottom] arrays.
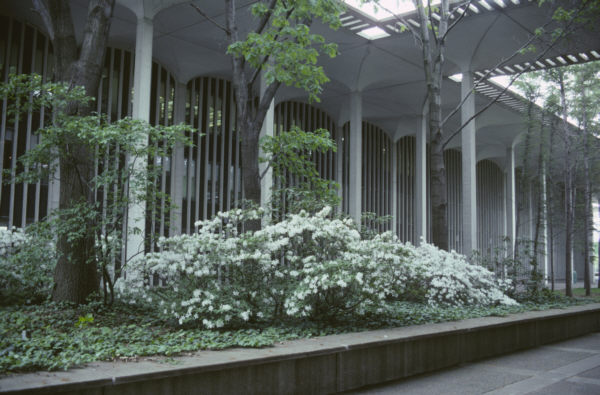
[[1, 304, 599, 394]]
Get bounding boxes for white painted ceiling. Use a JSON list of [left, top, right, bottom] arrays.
[[1, 0, 598, 164]]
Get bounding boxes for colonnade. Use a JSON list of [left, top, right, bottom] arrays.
[[0, 13, 545, 270]]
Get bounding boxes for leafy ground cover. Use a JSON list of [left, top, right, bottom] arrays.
[[2, 294, 598, 374], [570, 287, 600, 296]]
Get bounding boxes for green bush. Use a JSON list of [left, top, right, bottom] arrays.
[[118, 207, 517, 328], [0, 224, 56, 304]]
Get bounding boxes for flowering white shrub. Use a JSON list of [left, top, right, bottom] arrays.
[[118, 208, 275, 328], [0, 226, 56, 304], [412, 243, 516, 306], [118, 207, 516, 328]]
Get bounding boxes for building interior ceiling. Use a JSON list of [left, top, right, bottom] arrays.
[[1, 0, 598, 167]]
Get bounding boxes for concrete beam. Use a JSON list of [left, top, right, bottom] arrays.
[[506, 145, 517, 255], [259, 74, 274, 225], [348, 92, 362, 226], [126, 16, 153, 262], [415, 102, 428, 244], [169, 82, 187, 236], [461, 71, 477, 254]]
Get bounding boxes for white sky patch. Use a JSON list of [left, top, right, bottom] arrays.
[[345, 0, 441, 21], [357, 26, 391, 39], [448, 73, 463, 82]]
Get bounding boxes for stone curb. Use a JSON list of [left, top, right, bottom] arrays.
[[1, 303, 599, 394]]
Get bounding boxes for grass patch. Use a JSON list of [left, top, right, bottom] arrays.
[[553, 287, 600, 298], [1, 295, 598, 374], [572, 287, 600, 297]]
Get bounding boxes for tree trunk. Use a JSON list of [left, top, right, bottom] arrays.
[[36, 0, 114, 304], [413, 0, 449, 251], [240, 119, 263, 231], [558, 73, 573, 297], [429, 128, 448, 251], [550, 209, 555, 291], [565, 178, 574, 297], [581, 83, 591, 296]]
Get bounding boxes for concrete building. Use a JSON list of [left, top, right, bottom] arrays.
[[0, 0, 598, 281]]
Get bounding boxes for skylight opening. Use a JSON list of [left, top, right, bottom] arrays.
[[344, 0, 441, 22], [479, 0, 494, 11], [342, 19, 363, 27], [449, 73, 463, 82], [357, 26, 391, 40], [350, 23, 370, 30], [408, 18, 420, 27]]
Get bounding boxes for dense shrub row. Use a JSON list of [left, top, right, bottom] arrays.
[[117, 207, 516, 328], [0, 226, 56, 305]]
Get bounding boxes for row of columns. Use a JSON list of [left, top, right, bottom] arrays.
[[340, 72, 544, 262], [345, 71, 482, 253], [123, 12, 538, 262]]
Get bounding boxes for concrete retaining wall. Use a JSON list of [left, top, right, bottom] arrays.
[[1, 304, 599, 395]]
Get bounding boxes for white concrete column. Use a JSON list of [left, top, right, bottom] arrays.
[[391, 139, 398, 236], [506, 146, 516, 255], [415, 103, 428, 244], [169, 82, 187, 236], [461, 71, 477, 254], [348, 92, 362, 225], [47, 168, 60, 214], [126, 16, 153, 262], [335, 125, 344, 213], [259, 74, 274, 224]]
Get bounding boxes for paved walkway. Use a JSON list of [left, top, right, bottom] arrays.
[[344, 332, 600, 395]]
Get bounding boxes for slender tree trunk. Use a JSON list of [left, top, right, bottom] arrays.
[[224, 0, 282, 231], [558, 72, 573, 297], [584, 177, 591, 296], [547, 118, 557, 291], [224, 0, 262, 231], [413, 0, 449, 251], [550, 207, 555, 291], [34, 0, 114, 304], [429, 118, 448, 251], [581, 84, 592, 296]]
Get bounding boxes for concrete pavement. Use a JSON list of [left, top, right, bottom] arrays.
[[345, 332, 600, 395]]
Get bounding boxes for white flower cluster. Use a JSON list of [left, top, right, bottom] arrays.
[[117, 206, 516, 328], [0, 227, 56, 300], [0, 227, 27, 257], [411, 243, 517, 307]]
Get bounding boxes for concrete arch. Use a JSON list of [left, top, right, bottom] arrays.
[[116, 0, 191, 20], [477, 144, 506, 162]]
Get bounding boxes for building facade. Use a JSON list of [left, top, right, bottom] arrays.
[[1, 0, 598, 281]]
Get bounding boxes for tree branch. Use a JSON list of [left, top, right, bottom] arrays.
[[254, 79, 281, 132], [31, 0, 55, 40], [440, 14, 577, 149], [190, 3, 230, 34], [442, 0, 473, 42], [254, 0, 277, 35]]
